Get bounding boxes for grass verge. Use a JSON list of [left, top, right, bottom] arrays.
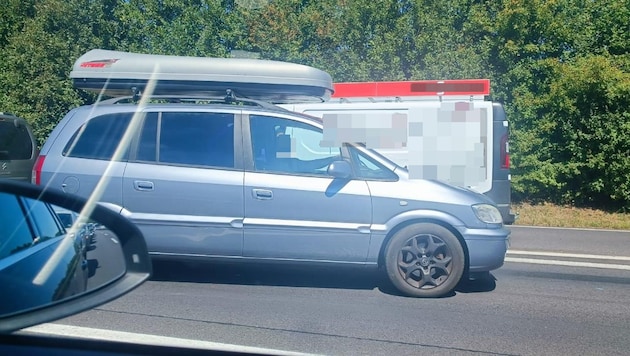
[[512, 202, 630, 230]]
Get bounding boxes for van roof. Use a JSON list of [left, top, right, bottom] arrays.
[[70, 49, 334, 104]]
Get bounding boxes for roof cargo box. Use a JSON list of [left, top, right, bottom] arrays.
[[70, 49, 333, 103]]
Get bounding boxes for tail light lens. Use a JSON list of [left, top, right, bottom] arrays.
[[500, 134, 509, 169], [32, 155, 46, 185]]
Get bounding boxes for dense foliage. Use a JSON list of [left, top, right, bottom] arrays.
[[1, 0, 628, 210]]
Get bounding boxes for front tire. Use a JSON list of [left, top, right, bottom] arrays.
[[384, 223, 465, 298]]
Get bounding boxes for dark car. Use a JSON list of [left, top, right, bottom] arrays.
[[54, 206, 95, 251], [0, 189, 89, 315], [0, 113, 38, 182]]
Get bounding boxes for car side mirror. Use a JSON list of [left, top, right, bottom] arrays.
[[327, 160, 352, 179], [0, 179, 151, 334]]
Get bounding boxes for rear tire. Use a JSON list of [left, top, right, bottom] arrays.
[[384, 223, 465, 298]]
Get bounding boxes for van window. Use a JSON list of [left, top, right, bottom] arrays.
[[0, 120, 33, 160], [63, 113, 132, 160], [157, 112, 235, 168]]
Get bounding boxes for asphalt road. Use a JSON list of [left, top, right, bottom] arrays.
[[86, 228, 126, 290], [44, 226, 630, 355]]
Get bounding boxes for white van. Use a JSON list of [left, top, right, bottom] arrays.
[[280, 80, 515, 224]]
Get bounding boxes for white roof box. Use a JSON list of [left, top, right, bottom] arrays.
[[70, 49, 333, 103]]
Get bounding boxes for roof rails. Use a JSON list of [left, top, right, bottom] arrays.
[[70, 49, 334, 104], [98, 91, 289, 111], [330, 79, 491, 103]]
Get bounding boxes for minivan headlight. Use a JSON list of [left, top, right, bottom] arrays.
[[472, 204, 503, 224]]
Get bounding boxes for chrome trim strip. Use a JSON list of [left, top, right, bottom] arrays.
[[149, 251, 377, 265]]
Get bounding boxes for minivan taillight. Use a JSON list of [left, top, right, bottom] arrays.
[[32, 155, 46, 185], [500, 134, 509, 169]]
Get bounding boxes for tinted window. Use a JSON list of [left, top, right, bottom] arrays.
[[0, 120, 33, 160], [56, 212, 75, 228], [22, 199, 65, 242], [64, 113, 132, 160], [250, 115, 340, 176], [136, 113, 158, 162], [0, 193, 34, 259], [158, 112, 235, 168]]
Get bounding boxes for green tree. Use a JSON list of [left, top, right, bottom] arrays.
[[0, 0, 37, 47], [0, 0, 119, 146], [511, 55, 630, 210], [113, 0, 237, 57]]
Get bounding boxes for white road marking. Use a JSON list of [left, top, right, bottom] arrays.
[[22, 323, 316, 356], [509, 225, 630, 233], [505, 257, 630, 271], [507, 249, 630, 261]]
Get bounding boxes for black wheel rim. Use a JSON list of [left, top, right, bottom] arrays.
[[397, 233, 453, 290]]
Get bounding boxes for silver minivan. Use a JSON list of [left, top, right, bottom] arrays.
[[35, 49, 510, 298], [0, 113, 38, 182], [36, 101, 510, 298]]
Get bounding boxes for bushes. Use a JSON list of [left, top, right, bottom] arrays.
[[510, 55, 630, 211], [0, 0, 628, 210]]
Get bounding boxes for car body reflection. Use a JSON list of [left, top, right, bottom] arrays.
[[0, 194, 126, 317]]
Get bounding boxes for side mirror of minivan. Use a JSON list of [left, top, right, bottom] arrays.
[[327, 160, 352, 179], [0, 179, 151, 333]]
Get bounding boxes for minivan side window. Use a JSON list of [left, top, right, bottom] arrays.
[[250, 115, 341, 176], [63, 113, 132, 160], [137, 112, 235, 169]]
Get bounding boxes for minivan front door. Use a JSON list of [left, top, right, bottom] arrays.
[[243, 114, 372, 263]]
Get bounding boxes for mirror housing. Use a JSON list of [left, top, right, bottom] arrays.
[[327, 160, 352, 179], [0, 179, 151, 333]]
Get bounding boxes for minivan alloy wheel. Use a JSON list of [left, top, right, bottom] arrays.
[[385, 223, 465, 298], [398, 233, 452, 289]]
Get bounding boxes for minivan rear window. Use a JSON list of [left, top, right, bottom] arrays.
[[0, 120, 33, 160], [63, 113, 132, 160], [158, 112, 235, 168]]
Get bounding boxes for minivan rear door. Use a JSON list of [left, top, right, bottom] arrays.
[[122, 109, 245, 257]]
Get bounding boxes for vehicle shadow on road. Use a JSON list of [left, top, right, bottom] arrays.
[[150, 261, 496, 297]]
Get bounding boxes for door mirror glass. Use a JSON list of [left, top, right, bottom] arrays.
[[0, 193, 126, 318]]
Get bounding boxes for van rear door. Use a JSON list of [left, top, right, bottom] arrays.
[[0, 115, 37, 182]]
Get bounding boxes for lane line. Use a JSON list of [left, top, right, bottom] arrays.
[[507, 250, 630, 261], [505, 257, 630, 271], [21, 323, 315, 356], [509, 225, 630, 233]]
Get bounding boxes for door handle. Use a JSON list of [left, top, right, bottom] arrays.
[[252, 188, 273, 200], [134, 180, 154, 191]]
